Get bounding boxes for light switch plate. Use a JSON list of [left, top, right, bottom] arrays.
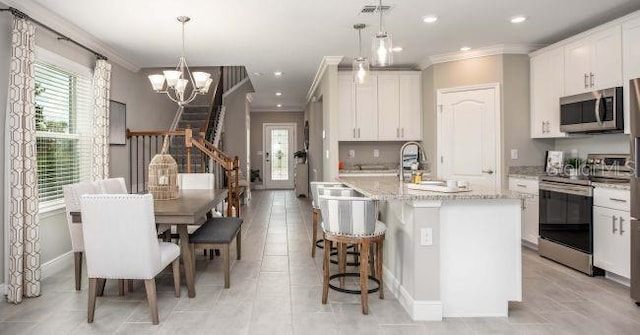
[[511, 149, 518, 160], [420, 228, 433, 246], [349, 149, 355, 158], [373, 149, 380, 158]]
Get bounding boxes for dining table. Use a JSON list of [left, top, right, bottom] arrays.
[[71, 188, 229, 298]]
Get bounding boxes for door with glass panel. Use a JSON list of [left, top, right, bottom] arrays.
[[263, 124, 296, 189]]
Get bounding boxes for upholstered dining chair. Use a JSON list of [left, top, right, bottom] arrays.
[[176, 173, 218, 256], [97, 177, 128, 194], [80, 194, 180, 325], [63, 181, 101, 291], [309, 182, 347, 257]]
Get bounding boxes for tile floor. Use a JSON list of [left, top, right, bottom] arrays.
[[0, 190, 639, 334]]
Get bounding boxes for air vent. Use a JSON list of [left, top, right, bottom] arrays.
[[360, 5, 392, 15]]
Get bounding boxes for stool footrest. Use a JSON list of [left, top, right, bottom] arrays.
[[328, 273, 380, 294]]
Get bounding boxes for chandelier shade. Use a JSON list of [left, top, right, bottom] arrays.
[[372, 0, 393, 67], [148, 16, 212, 107], [352, 24, 369, 85]]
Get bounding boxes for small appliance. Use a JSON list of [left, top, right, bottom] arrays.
[[559, 87, 623, 133]]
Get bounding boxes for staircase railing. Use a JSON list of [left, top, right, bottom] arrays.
[[126, 128, 241, 217]]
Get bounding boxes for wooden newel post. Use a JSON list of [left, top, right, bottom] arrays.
[[185, 126, 193, 173], [226, 167, 232, 217], [234, 156, 240, 217]]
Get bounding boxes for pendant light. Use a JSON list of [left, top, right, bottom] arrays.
[[352, 24, 370, 85], [372, 0, 393, 67]]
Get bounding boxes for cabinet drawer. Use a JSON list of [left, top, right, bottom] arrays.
[[508, 178, 539, 195], [594, 187, 630, 211]]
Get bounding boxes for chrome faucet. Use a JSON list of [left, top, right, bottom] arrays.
[[399, 141, 429, 182]]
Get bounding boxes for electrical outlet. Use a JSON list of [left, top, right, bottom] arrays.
[[349, 149, 355, 158], [373, 149, 380, 158], [511, 149, 518, 160], [420, 228, 433, 246]]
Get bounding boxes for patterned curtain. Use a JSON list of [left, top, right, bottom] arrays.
[[6, 17, 41, 304], [91, 60, 112, 180]]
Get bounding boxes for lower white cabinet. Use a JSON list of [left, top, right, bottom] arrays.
[[593, 205, 631, 278], [508, 177, 539, 245]]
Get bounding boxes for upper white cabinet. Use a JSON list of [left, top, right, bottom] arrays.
[[338, 74, 378, 141], [377, 73, 422, 141], [563, 26, 622, 96], [623, 16, 640, 134], [338, 71, 421, 142], [530, 48, 567, 138]]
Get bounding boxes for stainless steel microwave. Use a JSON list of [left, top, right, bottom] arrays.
[[559, 87, 623, 133]]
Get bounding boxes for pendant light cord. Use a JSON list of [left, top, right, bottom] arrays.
[[379, 0, 384, 31], [358, 28, 363, 57]]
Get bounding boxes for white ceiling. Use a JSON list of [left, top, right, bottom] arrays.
[[24, 0, 640, 110]]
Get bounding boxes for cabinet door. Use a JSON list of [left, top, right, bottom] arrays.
[[522, 195, 539, 245], [399, 74, 422, 140], [593, 206, 631, 278], [355, 76, 378, 141], [338, 74, 357, 140], [616, 211, 631, 278], [564, 40, 591, 96], [623, 17, 640, 134], [531, 48, 567, 138], [377, 74, 400, 140], [591, 25, 623, 91]]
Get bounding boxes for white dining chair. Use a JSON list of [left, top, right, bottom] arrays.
[[176, 173, 219, 258], [98, 177, 128, 194], [80, 194, 180, 325], [63, 181, 101, 291]]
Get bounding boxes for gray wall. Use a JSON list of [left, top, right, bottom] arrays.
[[309, 65, 339, 181], [0, 11, 176, 283], [338, 142, 404, 169], [223, 80, 254, 185], [554, 134, 630, 158], [305, 98, 323, 182], [249, 111, 304, 183]]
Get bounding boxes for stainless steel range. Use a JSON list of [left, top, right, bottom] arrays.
[[538, 154, 631, 276]]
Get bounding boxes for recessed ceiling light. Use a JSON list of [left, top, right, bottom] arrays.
[[277, 104, 282, 108], [275, 92, 282, 96], [460, 46, 471, 52], [510, 15, 527, 24], [423, 15, 438, 23], [392, 46, 403, 52], [274, 71, 283, 77], [253, 72, 263, 76]]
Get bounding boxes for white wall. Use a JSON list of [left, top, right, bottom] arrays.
[[309, 64, 339, 181], [553, 134, 630, 158]]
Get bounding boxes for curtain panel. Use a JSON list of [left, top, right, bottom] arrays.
[[6, 17, 41, 304], [91, 60, 111, 180]]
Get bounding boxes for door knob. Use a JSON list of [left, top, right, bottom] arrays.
[[481, 169, 494, 175]]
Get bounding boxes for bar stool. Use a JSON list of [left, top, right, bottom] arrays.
[[318, 195, 386, 315], [309, 182, 347, 257]]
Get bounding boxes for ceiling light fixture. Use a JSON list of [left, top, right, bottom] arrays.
[[253, 72, 263, 76], [422, 15, 438, 23], [392, 46, 403, 52], [510, 15, 527, 24], [460, 46, 471, 52], [275, 92, 282, 96], [372, 0, 393, 67], [274, 71, 283, 77], [148, 16, 212, 107], [277, 104, 283, 108], [353, 23, 370, 85]]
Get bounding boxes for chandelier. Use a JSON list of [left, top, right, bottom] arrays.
[[147, 16, 213, 107], [372, 0, 393, 67]]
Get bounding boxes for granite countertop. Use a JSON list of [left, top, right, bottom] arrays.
[[508, 166, 546, 180], [591, 182, 631, 190], [338, 176, 528, 201]]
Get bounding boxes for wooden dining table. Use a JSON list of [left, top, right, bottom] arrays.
[[71, 188, 228, 298]]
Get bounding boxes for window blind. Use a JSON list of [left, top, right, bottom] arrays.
[[35, 61, 93, 205]]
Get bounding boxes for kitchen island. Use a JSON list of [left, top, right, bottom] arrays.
[[338, 176, 526, 320]]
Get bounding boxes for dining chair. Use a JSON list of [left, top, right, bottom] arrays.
[[63, 181, 101, 291], [97, 177, 128, 194], [176, 173, 218, 257], [80, 194, 180, 325]]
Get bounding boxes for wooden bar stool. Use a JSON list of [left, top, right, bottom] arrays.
[[318, 195, 386, 315], [309, 182, 347, 257]]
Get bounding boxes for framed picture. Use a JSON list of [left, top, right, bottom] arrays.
[[109, 100, 126, 145], [545, 150, 564, 175]]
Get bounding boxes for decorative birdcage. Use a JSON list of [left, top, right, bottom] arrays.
[[148, 136, 179, 200]]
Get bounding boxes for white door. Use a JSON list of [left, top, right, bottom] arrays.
[[438, 85, 499, 191], [264, 124, 296, 189]]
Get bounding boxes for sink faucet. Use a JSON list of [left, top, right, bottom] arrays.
[[399, 141, 429, 182]]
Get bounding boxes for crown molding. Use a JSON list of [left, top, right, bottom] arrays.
[[251, 107, 303, 113], [306, 56, 343, 103], [418, 44, 545, 70], [2, 0, 140, 72]]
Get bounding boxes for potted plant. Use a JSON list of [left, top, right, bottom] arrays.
[[565, 158, 583, 178], [294, 150, 307, 164]]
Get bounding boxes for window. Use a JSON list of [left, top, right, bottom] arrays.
[[35, 60, 93, 208]]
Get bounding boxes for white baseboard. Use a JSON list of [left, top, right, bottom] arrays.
[[41, 251, 73, 279], [605, 271, 631, 287], [383, 266, 443, 321]]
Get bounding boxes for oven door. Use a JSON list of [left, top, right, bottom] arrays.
[[539, 182, 594, 253]]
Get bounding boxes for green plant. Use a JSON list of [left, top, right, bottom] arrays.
[[565, 158, 583, 169], [294, 150, 307, 159]]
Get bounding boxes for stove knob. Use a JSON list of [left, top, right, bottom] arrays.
[[595, 159, 602, 164], [587, 159, 594, 164]]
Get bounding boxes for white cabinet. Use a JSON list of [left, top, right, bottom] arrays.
[[564, 26, 622, 96], [508, 177, 539, 245], [338, 74, 378, 141], [294, 163, 309, 197], [623, 17, 640, 134], [339, 71, 421, 142], [530, 48, 567, 138], [593, 187, 631, 278]]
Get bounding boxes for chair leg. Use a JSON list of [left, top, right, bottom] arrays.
[[144, 279, 159, 325], [190, 243, 196, 271], [128, 279, 134, 293], [236, 231, 242, 260], [118, 279, 125, 296], [377, 240, 384, 299], [74, 252, 83, 291], [97, 278, 106, 297], [172, 258, 181, 298], [360, 240, 370, 315], [338, 243, 347, 287], [87, 278, 98, 323], [311, 209, 318, 257], [223, 244, 230, 289], [322, 239, 332, 304], [209, 249, 214, 260], [370, 243, 376, 278]]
